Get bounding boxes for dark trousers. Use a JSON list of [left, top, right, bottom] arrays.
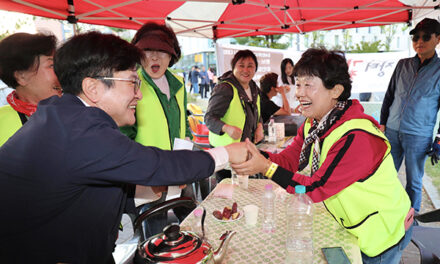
[[200, 83, 209, 98]]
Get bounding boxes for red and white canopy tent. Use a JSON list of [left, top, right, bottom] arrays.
[[0, 0, 439, 39]]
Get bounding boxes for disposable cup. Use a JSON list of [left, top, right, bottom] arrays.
[[237, 175, 249, 189], [231, 171, 239, 186], [243, 204, 259, 226]]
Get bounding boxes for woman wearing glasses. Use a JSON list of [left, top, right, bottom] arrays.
[[125, 22, 193, 238]]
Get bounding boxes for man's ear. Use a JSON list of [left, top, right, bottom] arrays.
[[81, 77, 102, 103], [331, 84, 344, 99]]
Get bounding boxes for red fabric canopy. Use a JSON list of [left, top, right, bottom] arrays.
[[0, 0, 435, 39]]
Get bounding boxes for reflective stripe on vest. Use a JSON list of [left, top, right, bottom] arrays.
[[208, 81, 260, 147], [135, 72, 185, 150], [0, 105, 22, 146], [304, 118, 410, 257]]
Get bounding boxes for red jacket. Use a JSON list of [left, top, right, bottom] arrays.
[[268, 100, 387, 203]]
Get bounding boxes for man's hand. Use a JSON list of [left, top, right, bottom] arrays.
[[231, 139, 271, 175], [379, 125, 386, 133], [254, 123, 264, 144], [427, 136, 440, 165], [223, 124, 242, 140], [225, 141, 248, 164], [151, 186, 168, 197]]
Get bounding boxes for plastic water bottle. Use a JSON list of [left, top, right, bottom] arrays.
[[262, 184, 275, 233], [268, 118, 276, 143], [285, 185, 314, 264]]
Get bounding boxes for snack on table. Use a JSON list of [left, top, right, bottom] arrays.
[[213, 202, 240, 220]]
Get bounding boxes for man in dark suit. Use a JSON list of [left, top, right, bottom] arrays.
[[0, 32, 246, 263]]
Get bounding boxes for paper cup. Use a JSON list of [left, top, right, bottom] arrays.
[[237, 175, 249, 189], [243, 204, 259, 226]]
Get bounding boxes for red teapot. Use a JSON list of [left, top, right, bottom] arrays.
[[132, 197, 236, 264]]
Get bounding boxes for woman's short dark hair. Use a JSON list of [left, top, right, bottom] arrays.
[[54, 32, 144, 95], [280, 58, 294, 85], [131, 22, 181, 67], [259, 72, 278, 94], [230, 49, 258, 71], [293, 48, 351, 101], [0, 33, 57, 89]]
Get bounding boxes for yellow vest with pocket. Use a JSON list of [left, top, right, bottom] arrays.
[[209, 81, 260, 147], [304, 118, 410, 257], [135, 71, 186, 150]]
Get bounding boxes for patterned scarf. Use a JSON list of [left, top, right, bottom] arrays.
[[6, 91, 37, 117], [298, 100, 351, 175]]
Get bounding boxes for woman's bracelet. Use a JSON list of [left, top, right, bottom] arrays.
[[264, 162, 278, 179]]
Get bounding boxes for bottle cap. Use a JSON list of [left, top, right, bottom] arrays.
[[265, 184, 273, 190], [295, 185, 306, 194], [193, 208, 203, 217]]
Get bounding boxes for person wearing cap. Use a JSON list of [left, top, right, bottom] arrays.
[[0, 33, 61, 146], [126, 22, 195, 237], [380, 18, 440, 213]]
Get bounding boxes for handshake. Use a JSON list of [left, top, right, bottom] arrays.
[[224, 138, 272, 176]]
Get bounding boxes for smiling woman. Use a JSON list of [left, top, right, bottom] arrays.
[[232, 48, 414, 264], [205, 49, 264, 183], [0, 32, 60, 146]]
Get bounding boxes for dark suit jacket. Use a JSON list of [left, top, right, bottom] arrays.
[[0, 94, 214, 263]]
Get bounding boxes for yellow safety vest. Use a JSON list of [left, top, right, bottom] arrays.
[[0, 105, 23, 146], [209, 81, 260, 147], [135, 71, 186, 150], [304, 118, 410, 257]]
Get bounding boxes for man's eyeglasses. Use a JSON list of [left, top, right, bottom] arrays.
[[94, 77, 141, 94], [412, 34, 433, 42]]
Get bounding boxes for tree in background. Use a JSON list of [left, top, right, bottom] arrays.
[[303, 31, 326, 49], [381, 24, 397, 52], [235, 34, 289, 49], [0, 12, 34, 41], [351, 40, 383, 53], [342, 29, 353, 51]]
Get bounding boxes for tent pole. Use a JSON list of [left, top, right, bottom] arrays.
[[67, 0, 79, 35]]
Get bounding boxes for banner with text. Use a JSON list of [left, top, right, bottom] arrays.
[[215, 43, 408, 94]]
